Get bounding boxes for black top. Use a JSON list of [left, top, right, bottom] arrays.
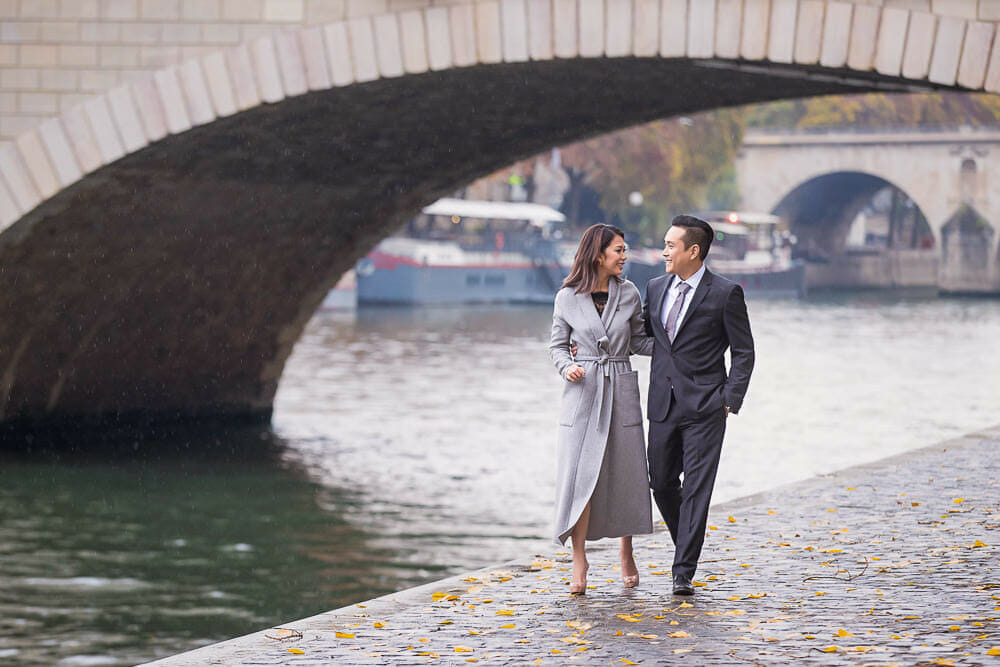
[[592, 291, 609, 315]]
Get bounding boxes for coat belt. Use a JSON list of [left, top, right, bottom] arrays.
[[573, 336, 629, 433]]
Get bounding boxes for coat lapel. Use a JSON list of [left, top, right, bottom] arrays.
[[575, 288, 606, 338], [601, 277, 622, 332], [650, 275, 674, 349], [673, 269, 713, 341]]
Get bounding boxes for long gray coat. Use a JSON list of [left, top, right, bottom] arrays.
[[549, 277, 654, 545]]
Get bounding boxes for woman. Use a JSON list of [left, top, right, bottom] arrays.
[[549, 224, 654, 595]]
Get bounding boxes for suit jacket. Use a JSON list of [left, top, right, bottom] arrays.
[[643, 268, 754, 422]]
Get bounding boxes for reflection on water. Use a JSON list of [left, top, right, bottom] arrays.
[[1, 291, 998, 665]]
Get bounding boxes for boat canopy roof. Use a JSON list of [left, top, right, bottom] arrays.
[[423, 198, 566, 225]]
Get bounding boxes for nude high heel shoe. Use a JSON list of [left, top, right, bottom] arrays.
[[621, 553, 639, 588]]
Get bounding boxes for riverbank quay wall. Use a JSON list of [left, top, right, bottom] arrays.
[[143, 425, 1000, 665], [3, 0, 1000, 431]]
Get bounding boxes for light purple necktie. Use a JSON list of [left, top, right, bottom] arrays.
[[664, 282, 691, 343]]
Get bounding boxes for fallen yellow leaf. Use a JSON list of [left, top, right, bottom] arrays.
[[373, 622, 385, 628], [335, 632, 354, 638], [986, 647, 1000, 656], [973, 540, 988, 548], [454, 647, 473, 653], [439, 620, 452, 625], [496, 610, 514, 616], [821, 646, 840, 652], [953, 498, 964, 503], [499, 624, 515, 629], [431, 592, 447, 601], [620, 660, 639, 666], [614, 630, 623, 636], [286, 648, 304, 654], [551, 649, 564, 654], [668, 631, 691, 638], [728, 516, 737, 523], [836, 629, 853, 637]]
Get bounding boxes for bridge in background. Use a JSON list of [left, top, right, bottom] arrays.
[[736, 126, 1000, 292], [2, 0, 1000, 432]]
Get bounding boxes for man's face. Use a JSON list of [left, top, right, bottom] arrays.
[[662, 225, 700, 277]]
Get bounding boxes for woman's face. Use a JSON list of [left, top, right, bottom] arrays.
[[597, 234, 627, 279]]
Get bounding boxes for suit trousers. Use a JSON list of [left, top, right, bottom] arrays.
[[647, 399, 727, 580]]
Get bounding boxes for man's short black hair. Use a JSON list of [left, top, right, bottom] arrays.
[[670, 214, 714, 260]]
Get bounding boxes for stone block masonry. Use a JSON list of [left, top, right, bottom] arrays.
[[3, 0, 1000, 146], [144, 425, 1000, 665]]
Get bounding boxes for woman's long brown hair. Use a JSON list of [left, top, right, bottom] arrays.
[[562, 223, 626, 294]]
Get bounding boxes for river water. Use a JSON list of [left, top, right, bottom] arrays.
[[1, 291, 998, 665]]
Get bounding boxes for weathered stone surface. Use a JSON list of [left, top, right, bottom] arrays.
[[632, 0, 658, 57], [424, 7, 452, 70], [659, 0, 686, 57], [875, 6, 910, 76], [578, 0, 604, 58], [957, 20, 994, 88], [902, 11, 936, 80], [687, 0, 716, 58], [552, 0, 577, 58], [526, 0, 552, 60], [500, 0, 529, 62], [740, 0, 769, 60], [144, 428, 1000, 666], [793, 0, 824, 64], [929, 15, 967, 84], [847, 4, 880, 70], [714, 0, 742, 60], [820, 1, 853, 67], [768, 0, 797, 63]]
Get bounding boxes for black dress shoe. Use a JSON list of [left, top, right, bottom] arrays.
[[672, 574, 695, 596]]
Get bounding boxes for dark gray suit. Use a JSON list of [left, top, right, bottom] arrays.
[[643, 268, 754, 580]]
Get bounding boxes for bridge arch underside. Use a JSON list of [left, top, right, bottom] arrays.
[[0, 57, 950, 433], [773, 171, 934, 261]]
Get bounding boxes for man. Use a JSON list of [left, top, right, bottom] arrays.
[[643, 214, 755, 596]]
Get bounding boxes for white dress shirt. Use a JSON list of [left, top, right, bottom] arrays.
[[660, 263, 706, 338]]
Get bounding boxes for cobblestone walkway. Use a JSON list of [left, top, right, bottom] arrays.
[[148, 427, 1000, 666]]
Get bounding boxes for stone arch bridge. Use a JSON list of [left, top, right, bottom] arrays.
[[736, 126, 1000, 291], [1, 0, 999, 432]]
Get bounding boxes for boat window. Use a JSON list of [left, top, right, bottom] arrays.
[[466, 274, 481, 286], [485, 274, 505, 287]]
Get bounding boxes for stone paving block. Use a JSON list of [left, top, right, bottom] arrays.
[[500, 0, 529, 62], [553, 0, 577, 58], [60, 103, 102, 173], [794, 0, 824, 64], [297, 26, 331, 89], [263, 0, 303, 22], [632, 0, 658, 58], [714, 0, 742, 60], [903, 11, 937, 80], [201, 50, 238, 116], [177, 59, 216, 125], [687, 0, 715, 58], [526, 0, 552, 60], [15, 128, 59, 198], [347, 17, 379, 81], [660, 0, 687, 58], [876, 6, 910, 76], [250, 37, 285, 103], [929, 15, 967, 84], [21, 44, 60, 67], [847, 4, 880, 70], [322, 21, 354, 85], [605, 0, 632, 58], [425, 6, 452, 70], [397, 9, 429, 73], [0, 142, 40, 213], [768, 0, 797, 63], [147, 428, 1000, 666], [82, 93, 124, 162], [273, 29, 308, 96], [152, 67, 191, 134], [106, 82, 148, 150], [373, 13, 405, 77], [36, 117, 81, 186], [60, 0, 100, 19], [475, 0, 503, 63], [958, 20, 994, 88], [820, 1, 853, 67]]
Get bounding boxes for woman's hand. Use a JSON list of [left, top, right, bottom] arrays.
[[565, 365, 586, 382]]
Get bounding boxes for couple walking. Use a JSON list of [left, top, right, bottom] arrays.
[[549, 216, 755, 596]]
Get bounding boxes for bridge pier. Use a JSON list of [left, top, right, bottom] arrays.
[[939, 211, 1000, 295]]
